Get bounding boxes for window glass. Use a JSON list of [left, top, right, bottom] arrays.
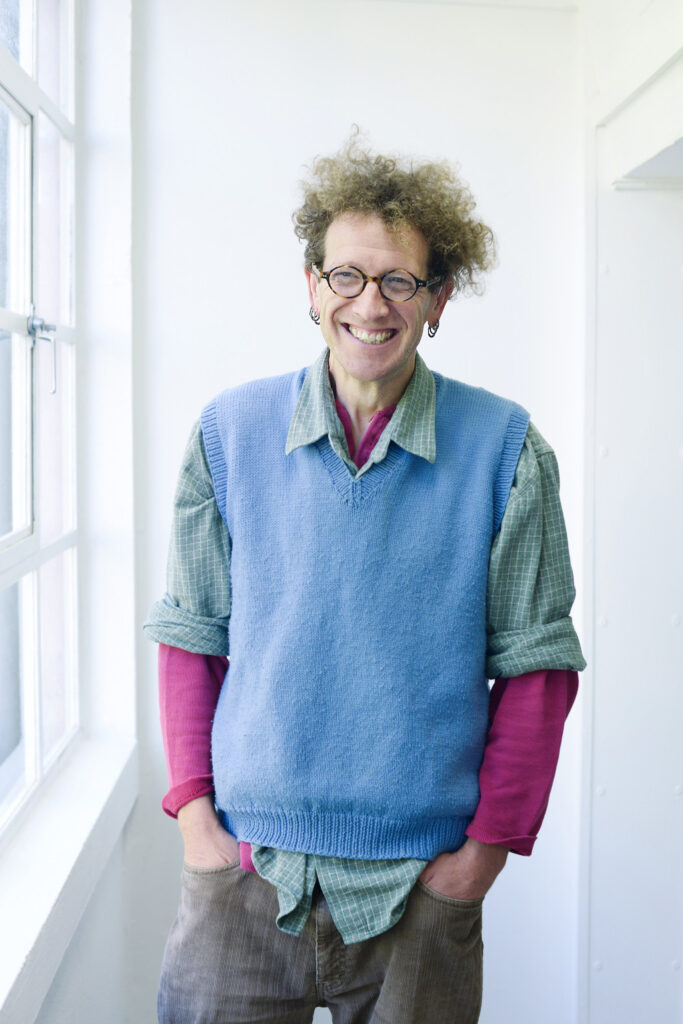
[[35, 336, 75, 543], [0, 331, 31, 541], [37, 0, 59, 103], [0, 332, 11, 538], [0, 89, 30, 314], [40, 549, 77, 765], [36, 112, 74, 326], [38, 0, 71, 114], [0, 0, 20, 62], [0, 580, 27, 818], [0, 0, 32, 73]]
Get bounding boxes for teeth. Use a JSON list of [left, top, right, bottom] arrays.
[[347, 325, 394, 344]]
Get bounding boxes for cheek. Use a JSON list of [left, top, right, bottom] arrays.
[[411, 302, 430, 331], [322, 295, 347, 321]]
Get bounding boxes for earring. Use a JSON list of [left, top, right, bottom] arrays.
[[309, 307, 320, 325], [427, 320, 439, 338]]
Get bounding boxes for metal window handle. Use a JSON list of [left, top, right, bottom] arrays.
[[27, 306, 58, 394]]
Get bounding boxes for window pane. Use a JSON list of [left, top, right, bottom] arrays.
[[40, 548, 77, 765], [0, 89, 30, 314], [0, 0, 32, 72], [36, 112, 73, 326], [0, 0, 20, 61], [35, 336, 75, 543], [37, 0, 72, 115], [0, 331, 31, 541], [0, 0, 33, 69], [0, 580, 26, 814]]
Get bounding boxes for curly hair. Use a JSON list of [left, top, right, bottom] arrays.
[[292, 132, 496, 297]]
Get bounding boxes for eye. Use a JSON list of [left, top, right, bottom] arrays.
[[331, 268, 361, 282], [383, 272, 415, 296]]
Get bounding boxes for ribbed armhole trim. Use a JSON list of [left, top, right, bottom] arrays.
[[493, 406, 530, 535], [200, 399, 229, 523]]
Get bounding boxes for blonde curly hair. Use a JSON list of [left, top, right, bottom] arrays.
[[292, 132, 496, 297]]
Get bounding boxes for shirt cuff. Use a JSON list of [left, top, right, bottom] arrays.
[[161, 778, 215, 819], [464, 822, 536, 856]]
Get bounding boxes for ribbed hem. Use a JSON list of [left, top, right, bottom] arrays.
[[217, 807, 471, 861]]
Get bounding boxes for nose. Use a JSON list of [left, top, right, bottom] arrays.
[[353, 280, 391, 319]]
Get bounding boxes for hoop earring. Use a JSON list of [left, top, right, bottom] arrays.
[[309, 307, 320, 325], [427, 320, 439, 338]]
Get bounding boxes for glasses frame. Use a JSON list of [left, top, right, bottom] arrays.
[[315, 264, 443, 302]]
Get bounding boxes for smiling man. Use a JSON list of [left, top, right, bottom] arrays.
[[145, 136, 585, 1024]]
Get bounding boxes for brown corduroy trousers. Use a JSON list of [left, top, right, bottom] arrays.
[[158, 860, 483, 1024]]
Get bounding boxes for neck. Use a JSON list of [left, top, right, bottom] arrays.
[[328, 355, 414, 447]]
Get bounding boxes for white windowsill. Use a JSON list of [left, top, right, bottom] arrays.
[[0, 735, 138, 1024]]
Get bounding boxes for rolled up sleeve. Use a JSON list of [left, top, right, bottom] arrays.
[[143, 420, 231, 655], [486, 422, 586, 679]]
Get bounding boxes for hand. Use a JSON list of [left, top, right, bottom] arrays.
[[177, 795, 240, 869], [419, 838, 508, 901]]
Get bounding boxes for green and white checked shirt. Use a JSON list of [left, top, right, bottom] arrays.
[[146, 349, 585, 943]]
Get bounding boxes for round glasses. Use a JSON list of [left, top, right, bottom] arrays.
[[316, 265, 442, 303]]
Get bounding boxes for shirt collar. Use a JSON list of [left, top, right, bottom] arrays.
[[285, 348, 436, 470]]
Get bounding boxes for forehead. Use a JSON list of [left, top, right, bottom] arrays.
[[323, 213, 429, 275]]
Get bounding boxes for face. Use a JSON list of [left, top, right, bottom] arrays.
[[306, 213, 451, 402]]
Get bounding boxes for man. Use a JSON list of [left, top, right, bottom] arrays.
[[146, 137, 585, 1024]]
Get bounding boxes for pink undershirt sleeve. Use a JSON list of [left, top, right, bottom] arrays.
[[158, 643, 227, 818], [465, 669, 579, 855]]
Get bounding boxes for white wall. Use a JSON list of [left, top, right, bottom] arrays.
[[581, 0, 683, 183], [130, 3, 584, 1023], [581, 0, 683, 122], [585, 167, 683, 1024]]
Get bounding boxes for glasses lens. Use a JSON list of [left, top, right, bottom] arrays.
[[381, 271, 418, 301], [328, 266, 363, 297]]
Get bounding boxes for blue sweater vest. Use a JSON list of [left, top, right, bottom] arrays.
[[201, 367, 529, 860]]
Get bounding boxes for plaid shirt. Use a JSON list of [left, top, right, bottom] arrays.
[[146, 349, 585, 942]]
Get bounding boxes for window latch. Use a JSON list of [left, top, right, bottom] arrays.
[[27, 304, 58, 394]]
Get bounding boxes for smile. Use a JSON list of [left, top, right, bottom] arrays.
[[345, 324, 397, 345]]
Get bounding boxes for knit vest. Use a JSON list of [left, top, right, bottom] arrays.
[[201, 367, 529, 861]]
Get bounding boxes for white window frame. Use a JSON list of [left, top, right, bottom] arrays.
[[0, 2, 136, 1019], [0, 0, 80, 837]]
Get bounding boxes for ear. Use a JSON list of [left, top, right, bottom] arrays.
[[305, 268, 320, 313], [431, 278, 454, 322]]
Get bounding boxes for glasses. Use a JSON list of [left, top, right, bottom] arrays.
[[316, 265, 443, 302]]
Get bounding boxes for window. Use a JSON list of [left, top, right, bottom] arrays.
[[0, 0, 76, 835]]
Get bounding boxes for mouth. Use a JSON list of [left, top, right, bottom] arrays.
[[344, 324, 398, 345]]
